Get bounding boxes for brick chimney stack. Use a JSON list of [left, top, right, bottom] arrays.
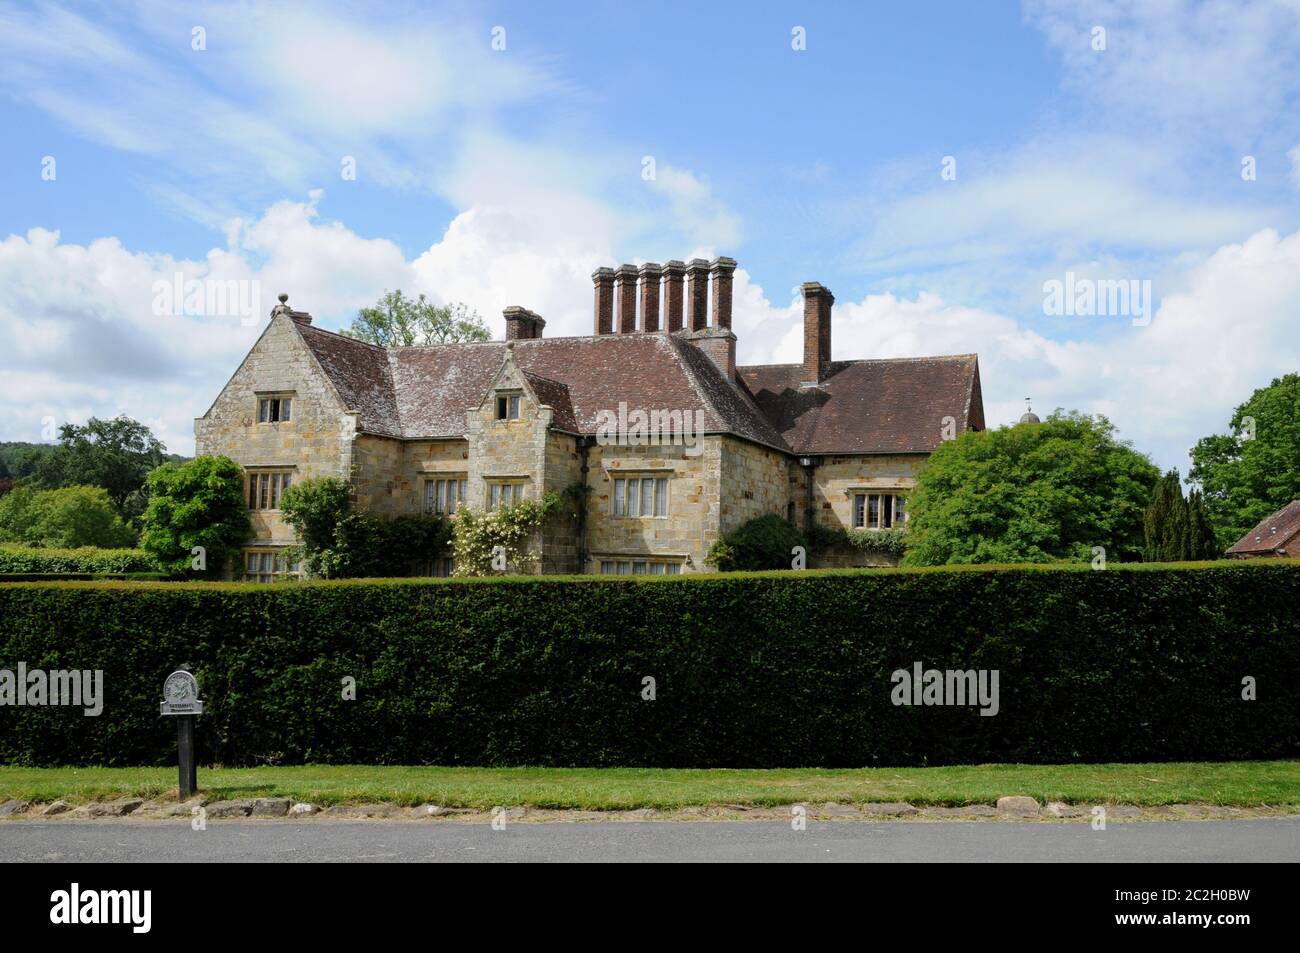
[[686, 259, 710, 331], [503, 306, 545, 340], [615, 264, 638, 333], [639, 262, 662, 332], [592, 267, 614, 335], [661, 260, 686, 332], [690, 329, 735, 382], [801, 282, 834, 386], [710, 257, 736, 330]]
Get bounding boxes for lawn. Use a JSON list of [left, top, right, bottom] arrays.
[[1, 762, 1296, 810]]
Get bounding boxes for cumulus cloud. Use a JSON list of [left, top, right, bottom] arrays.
[[736, 227, 1300, 474]]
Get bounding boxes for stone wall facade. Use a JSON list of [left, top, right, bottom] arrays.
[[194, 315, 355, 564], [197, 317, 932, 577]]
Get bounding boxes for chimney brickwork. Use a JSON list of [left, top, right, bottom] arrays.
[[687, 259, 710, 331], [709, 257, 736, 330], [639, 262, 662, 333], [592, 267, 615, 335], [801, 282, 834, 385], [662, 260, 686, 332], [504, 306, 546, 340], [615, 264, 638, 333]]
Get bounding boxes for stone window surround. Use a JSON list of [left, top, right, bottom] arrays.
[[242, 545, 301, 583], [423, 475, 467, 515], [494, 389, 523, 421], [594, 553, 688, 575], [255, 391, 296, 424], [246, 466, 296, 511], [610, 473, 669, 519], [485, 476, 529, 508], [849, 488, 908, 530]]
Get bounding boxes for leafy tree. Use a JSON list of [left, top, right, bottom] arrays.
[[342, 290, 490, 347], [31, 416, 167, 520], [1187, 490, 1220, 559], [1144, 470, 1182, 561], [279, 477, 449, 578], [0, 484, 135, 548], [707, 514, 806, 571], [902, 410, 1159, 566], [139, 456, 251, 576], [1189, 373, 1300, 551]]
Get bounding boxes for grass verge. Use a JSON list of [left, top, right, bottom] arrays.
[[0, 762, 1297, 810]]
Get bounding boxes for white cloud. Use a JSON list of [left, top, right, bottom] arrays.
[[646, 165, 743, 250], [734, 227, 1300, 474], [1024, 0, 1300, 140]]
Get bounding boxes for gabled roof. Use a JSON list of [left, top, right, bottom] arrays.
[[737, 355, 982, 454], [1228, 500, 1300, 555], [291, 320, 982, 456], [296, 323, 788, 449]]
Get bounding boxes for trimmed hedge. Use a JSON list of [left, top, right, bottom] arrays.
[[1, 562, 1297, 767], [0, 545, 159, 575]]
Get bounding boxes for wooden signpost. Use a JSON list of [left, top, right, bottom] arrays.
[[160, 669, 203, 799]]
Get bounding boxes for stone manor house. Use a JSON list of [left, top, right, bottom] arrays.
[[196, 258, 985, 580]]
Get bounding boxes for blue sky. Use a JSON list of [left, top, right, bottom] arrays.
[[2, 0, 1299, 469]]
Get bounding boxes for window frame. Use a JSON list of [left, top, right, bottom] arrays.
[[599, 558, 682, 575], [486, 479, 528, 509], [851, 491, 908, 530], [424, 476, 467, 516], [242, 548, 301, 583], [494, 391, 522, 421], [246, 469, 295, 511], [611, 474, 669, 519], [256, 393, 294, 424]]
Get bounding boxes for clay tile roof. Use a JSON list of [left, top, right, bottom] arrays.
[[296, 324, 401, 437], [292, 322, 981, 456], [520, 370, 577, 432], [737, 355, 982, 454], [1228, 500, 1300, 555]]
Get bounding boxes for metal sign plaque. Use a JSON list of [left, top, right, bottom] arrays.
[[160, 670, 203, 716]]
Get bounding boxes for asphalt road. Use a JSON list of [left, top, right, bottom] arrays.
[[3, 818, 1297, 862]]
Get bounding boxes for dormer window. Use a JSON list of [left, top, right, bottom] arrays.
[[495, 392, 521, 420], [257, 393, 293, 423]]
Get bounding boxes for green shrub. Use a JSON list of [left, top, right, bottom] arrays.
[[0, 545, 158, 574], [139, 456, 251, 576], [707, 513, 805, 571], [279, 477, 449, 578], [0, 485, 135, 548], [1, 562, 1296, 767], [810, 525, 909, 558]]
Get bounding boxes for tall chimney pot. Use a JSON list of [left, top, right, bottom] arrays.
[[615, 264, 638, 333], [686, 259, 710, 331], [709, 257, 736, 330], [801, 282, 833, 386], [592, 268, 615, 335], [662, 260, 686, 332], [638, 262, 662, 332]]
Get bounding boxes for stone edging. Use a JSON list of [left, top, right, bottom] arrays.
[[1, 796, 1296, 823]]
